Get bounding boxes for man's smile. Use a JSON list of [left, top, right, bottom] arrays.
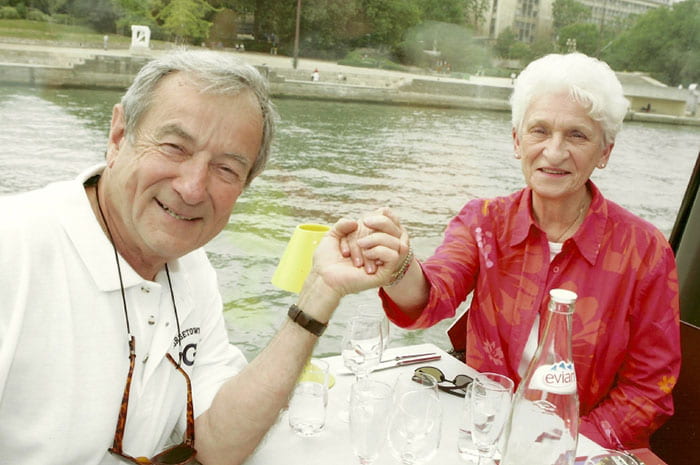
[[156, 198, 197, 221]]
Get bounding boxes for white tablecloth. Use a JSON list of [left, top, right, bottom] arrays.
[[244, 343, 607, 464]]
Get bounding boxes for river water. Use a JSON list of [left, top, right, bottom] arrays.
[[1, 85, 698, 361]]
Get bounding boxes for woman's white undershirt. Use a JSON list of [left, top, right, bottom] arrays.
[[517, 241, 564, 377]]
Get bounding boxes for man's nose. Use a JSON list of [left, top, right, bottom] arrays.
[[173, 156, 208, 205]]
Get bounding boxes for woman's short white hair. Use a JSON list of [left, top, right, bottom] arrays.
[[510, 53, 629, 145]]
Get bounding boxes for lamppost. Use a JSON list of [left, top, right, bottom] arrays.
[[293, 0, 301, 69]]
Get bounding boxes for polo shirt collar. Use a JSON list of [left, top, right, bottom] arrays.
[[509, 181, 608, 266], [57, 164, 147, 291]]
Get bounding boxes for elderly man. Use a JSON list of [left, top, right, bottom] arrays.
[[0, 50, 391, 465]]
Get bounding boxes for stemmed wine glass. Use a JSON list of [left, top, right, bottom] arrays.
[[349, 378, 393, 465], [340, 315, 384, 421], [387, 371, 442, 464], [468, 372, 514, 464], [341, 314, 384, 381], [358, 304, 391, 352]]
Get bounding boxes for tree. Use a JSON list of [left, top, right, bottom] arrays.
[[155, 0, 216, 44], [417, 0, 465, 24], [301, 0, 363, 57], [558, 23, 600, 55], [464, 0, 490, 30], [360, 0, 422, 50], [552, 0, 592, 32], [603, 0, 700, 86], [67, 0, 119, 32]]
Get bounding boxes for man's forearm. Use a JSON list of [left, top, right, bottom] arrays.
[[194, 275, 341, 465]]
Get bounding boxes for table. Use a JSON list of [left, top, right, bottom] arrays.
[[244, 343, 667, 465]]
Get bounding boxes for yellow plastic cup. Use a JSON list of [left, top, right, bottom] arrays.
[[271, 223, 330, 294]]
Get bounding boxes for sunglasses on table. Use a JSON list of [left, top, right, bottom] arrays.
[[413, 366, 473, 398], [109, 336, 197, 465]]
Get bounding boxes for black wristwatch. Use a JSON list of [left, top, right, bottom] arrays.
[[287, 304, 327, 337]]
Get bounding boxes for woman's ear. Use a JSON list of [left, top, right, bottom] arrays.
[[598, 142, 614, 168], [512, 127, 522, 159]]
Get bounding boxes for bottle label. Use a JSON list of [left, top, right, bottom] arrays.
[[528, 361, 577, 394]]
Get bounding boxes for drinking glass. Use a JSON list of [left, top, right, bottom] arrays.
[[457, 382, 479, 464], [349, 378, 393, 465], [339, 315, 384, 422], [358, 304, 391, 351], [584, 450, 640, 465], [341, 315, 384, 381], [387, 371, 442, 464], [288, 358, 331, 437], [468, 372, 514, 464]]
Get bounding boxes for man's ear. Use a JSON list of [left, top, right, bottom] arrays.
[[106, 104, 126, 167]]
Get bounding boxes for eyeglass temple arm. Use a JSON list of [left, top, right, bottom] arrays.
[[166, 353, 196, 447], [110, 336, 137, 453]]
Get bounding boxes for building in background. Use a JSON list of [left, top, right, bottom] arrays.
[[480, 0, 671, 43]]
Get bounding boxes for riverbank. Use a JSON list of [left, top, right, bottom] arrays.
[[1, 40, 698, 126]]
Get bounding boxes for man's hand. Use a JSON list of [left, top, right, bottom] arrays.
[[311, 208, 411, 296]]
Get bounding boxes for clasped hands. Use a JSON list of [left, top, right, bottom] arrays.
[[310, 207, 412, 298]]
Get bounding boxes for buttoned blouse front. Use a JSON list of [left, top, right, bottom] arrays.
[[0, 166, 247, 465], [381, 181, 680, 448]]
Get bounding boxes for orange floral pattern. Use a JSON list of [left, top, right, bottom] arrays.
[[381, 181, 680, 449]]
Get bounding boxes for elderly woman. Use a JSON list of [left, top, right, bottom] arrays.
[[345, 53, 680, 449]]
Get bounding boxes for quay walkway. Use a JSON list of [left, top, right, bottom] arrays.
[[1, 40, 698, 127]]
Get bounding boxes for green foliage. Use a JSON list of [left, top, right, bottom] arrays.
[[26, 7, 49, 21], [398, 21, 489, 72], [558, 23, 600, 55], [464, 0, 490, 29], [603, 0, 700, 86], [0, 6, 19, 18], [361, 0, 422, 50], [552, 0, 591, 32], [155, 0, 216, 44], [338, 48, 408, 71], [299, 0, 362, 58], [417, 0, 465, 24], [494, 28, 531, 60]]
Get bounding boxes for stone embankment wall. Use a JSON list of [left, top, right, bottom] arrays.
[[1, 47, 697, 126]]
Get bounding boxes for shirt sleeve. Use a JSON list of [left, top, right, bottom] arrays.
[[579, 242, 680, 448], [381, 201, 482, 329]]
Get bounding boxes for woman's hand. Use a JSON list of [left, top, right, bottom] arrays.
[[340, 207, 411, 281]]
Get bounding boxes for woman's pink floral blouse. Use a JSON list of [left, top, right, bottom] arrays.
[[381, 181, 680, 448]]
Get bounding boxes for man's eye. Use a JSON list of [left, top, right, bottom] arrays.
[[160, 143, 184, 155], [218, 164, 243, 182]]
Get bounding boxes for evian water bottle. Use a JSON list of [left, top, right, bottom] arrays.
[[500, 289, 579, 465]]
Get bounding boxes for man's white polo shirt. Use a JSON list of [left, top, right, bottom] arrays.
[[0, 165, 247, 464]]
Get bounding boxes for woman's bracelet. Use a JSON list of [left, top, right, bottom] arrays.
[[385, 246, 414, 287]]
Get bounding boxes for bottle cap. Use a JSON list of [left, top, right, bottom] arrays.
[[549, 288, 577, 304]]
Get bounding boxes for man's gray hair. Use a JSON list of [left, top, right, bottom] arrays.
[[510, 53, 629, 146], [120, 49, 277, 186]]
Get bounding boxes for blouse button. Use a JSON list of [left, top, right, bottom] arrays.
[[141, 286, 150, 293], [553, 266, 560, 273]]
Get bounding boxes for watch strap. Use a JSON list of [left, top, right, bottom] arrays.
[[287, 304, 327, 337]]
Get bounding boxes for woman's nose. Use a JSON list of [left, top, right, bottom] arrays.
[[173, 156, 208, 204], [543, 134, 568, 160]]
